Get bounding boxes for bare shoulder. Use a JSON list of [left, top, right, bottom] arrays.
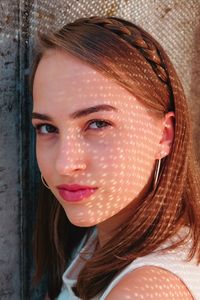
[[106, 266, 194, 300]]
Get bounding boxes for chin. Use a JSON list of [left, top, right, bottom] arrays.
[[63, 210, 98, 227], [69, 219, 98, 228]]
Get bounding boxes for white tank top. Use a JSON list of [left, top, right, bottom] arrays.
[[56, 227, 200, 300]]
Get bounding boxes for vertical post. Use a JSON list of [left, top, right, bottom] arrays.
[[0, 1, 21, 299]]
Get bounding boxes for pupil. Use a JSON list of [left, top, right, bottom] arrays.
[[46, 125, 54, 132], [97, 121, 104, 128]]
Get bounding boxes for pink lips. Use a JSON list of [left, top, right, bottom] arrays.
[[57, 184, 98, 203]]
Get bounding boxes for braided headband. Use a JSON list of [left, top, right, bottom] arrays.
[[67, 16, 168, 84]]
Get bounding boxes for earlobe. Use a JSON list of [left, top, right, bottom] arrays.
[[156, 111, 175, 159]]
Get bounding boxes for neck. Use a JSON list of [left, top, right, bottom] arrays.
[[96, 200, 137, 248]]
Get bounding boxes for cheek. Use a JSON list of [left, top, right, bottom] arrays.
[[87, 120, 159, 198], [94, 124, 159, 186], [127, 134, 158, 179], [90, 128, 159, 218], [126, 127, 160, 188], [71, 142, 156, 226]]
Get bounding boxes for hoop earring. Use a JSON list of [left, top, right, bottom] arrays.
[[41, 174, 50, 189], [154, 159, 161, 189]]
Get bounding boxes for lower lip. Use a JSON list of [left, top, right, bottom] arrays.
[[58, 188, 97, 202]]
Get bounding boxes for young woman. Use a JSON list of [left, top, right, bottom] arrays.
[[30, 16, 200, 300]]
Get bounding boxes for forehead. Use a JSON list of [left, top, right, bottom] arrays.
[[33, 49, 149, 117]]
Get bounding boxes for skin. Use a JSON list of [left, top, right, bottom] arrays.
[[32, 49, 174, 246], [106, 266, 194, 300], [31, 49, 193, 300]]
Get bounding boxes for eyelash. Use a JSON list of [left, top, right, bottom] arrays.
[[33, 119, 112, 135]]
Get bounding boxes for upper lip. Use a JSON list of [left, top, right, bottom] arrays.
[[56, 184, 98, 191]]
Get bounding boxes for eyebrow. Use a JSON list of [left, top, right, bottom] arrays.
[[31, 104, 118, 121]]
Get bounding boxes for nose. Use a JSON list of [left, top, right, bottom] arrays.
[[55, 135, 87, 176]]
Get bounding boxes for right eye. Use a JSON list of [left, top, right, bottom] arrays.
[[33, 123, 57, 135]]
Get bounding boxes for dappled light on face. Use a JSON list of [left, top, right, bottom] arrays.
[[32, 49, 164, 230]]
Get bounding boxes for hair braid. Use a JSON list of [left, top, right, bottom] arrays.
[[70, 16, 168, 83]]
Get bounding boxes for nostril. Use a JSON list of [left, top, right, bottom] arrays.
[[55, 160, 87, 175]]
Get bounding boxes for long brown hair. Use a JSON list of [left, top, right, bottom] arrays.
[[31, 16, 200, 299]]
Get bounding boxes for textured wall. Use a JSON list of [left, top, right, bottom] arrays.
[[0, 1, 21, 299], [0, 1, 40, 299], [0, 1, 200, 299]]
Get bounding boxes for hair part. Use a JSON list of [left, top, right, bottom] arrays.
[[31, 16, 200, 300]]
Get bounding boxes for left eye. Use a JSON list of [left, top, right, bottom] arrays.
[[87, 119, 112, 130], [33, 119, 111, 135]]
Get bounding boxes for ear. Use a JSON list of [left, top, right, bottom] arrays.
[[155, 111, 175, 159]]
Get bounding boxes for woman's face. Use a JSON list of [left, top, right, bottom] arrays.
[[32, 49, 163, 227]]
